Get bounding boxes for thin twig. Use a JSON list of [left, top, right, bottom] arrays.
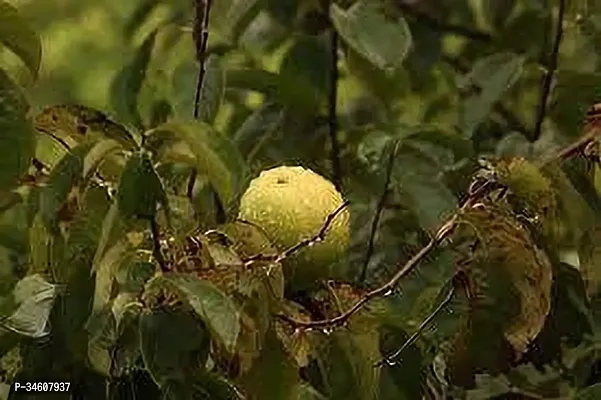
[[358, 140, 400, 284], [328, 19, 342, 191], [551, 124, 601, 162], [193, 0, 213, 119], [186, 168, 197, 202], [149, 217, 169, 272], [277, 120, 601, 329], [276, 178, 499, 328], [376, 278, 457, 367], [189, 0, 214, 215], [279, 237, 437, 328], [243, 200, 350, 266], [532, 0, 566, 142]]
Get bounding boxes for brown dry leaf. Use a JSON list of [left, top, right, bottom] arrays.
[[275, 301, 312, 368], [460, 203, 553, 358], [34, 104, 136, 149]]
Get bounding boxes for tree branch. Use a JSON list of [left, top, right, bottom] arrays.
[[532, 0, 566, 142], [376, 275, 458, 366], [358, 140, 400, 284], [193, 0, 213, 119], [276, 120, 601, 329], [189, 0, 219, 219], [276, 178, 497, 328], [328, 18, 342, 191], [149, 217, 169, 272], [242, 200, 350, 267]]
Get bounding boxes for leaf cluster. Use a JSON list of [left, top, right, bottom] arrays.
[[2, 0, 601, 399]]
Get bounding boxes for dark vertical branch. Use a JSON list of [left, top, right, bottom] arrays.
[[189, 0, 224, 222], [193, 0, 213, 118], [532, 0, 566, 142], [358, 140, 400, 284], [149, 217, 169, 272], [328, 18, 342, 191]]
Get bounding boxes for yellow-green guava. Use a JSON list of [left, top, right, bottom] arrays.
[[237, 166, 350, 288]]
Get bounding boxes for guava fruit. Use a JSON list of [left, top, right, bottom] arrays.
[[238, 166, 350, 288]]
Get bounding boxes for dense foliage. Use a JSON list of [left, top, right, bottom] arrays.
[[2, 0, 601, 399]]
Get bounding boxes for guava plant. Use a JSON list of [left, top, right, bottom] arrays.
[[1, 0, 601, 399]]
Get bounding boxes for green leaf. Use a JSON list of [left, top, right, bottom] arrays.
[[378, 335, 423, 400], [358, 127, 462, 232], [86, 306, 117, 376], [87, 294, 142, 377], [38, 141, 92, 232], [240, 326, 299, 400], [34, 132, 69, 169], [91, 238, 136, 314], [39, 139, 118, 233], [0, 383, 9, 398], [93, 200, 144, 274], [279, 36, 330, 114], [91, 220, 147, 324], [0, 192, 29, 254], [160, 193, 197, 236], [344, 46, 408, 104], [263, 0, 298, 26], [550, 71, 601, 139], [313, 329, 381, 400], [0, 69, 35, 191], [495, 8, 546, 57], [55, 186, 108, 362], [393, 149, 457, 231], [112, 298, 144, 375], [330, 1, 412, 72], [116, 261, 155, 293], [145, 273, 241, 353], [28, 213, 66, 277], [482, 0, 517, 31], [293, 383, 328, 400], [0, 274, 57, 338], [458, 52, 524, 136], [34, 104, 138, 150], [216, 220, 284, 300], [111, 29, 158, 131], [117, 150, 168, 220], [226, 68, 280, 98], [139, 307, 211, 388], [195, 55, 226, 124], [531, 262, 593, 358], [123, 0, 161, 39], [162, 370, 243, 400], [232, 102, 284, 162], [145, 121, 248, 212], [466, 374, 513, 400], [0, 1, 41, 79], [211, 0, 260, 41], [575, 384, 601, 400]]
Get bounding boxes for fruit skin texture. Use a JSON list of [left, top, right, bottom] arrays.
[[493, 157, 575, 246], [238, 166, 350, 288], [494, 157, 556, 221]]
